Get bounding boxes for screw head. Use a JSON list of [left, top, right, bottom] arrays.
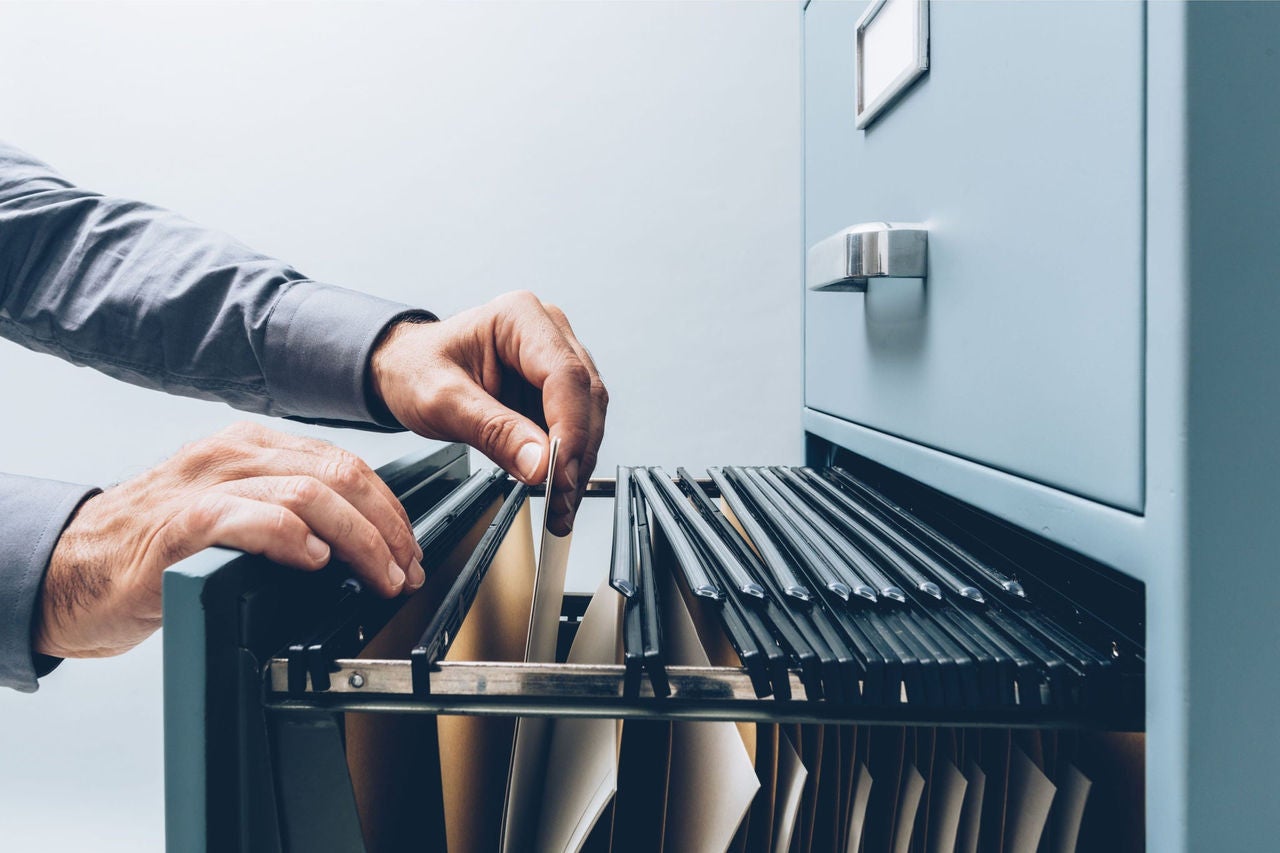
[[348, 672, 366, 689]]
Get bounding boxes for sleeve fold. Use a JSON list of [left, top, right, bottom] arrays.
[[0, 474, 98, 692]]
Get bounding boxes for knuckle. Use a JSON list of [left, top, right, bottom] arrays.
[[497, 289, 540, 313], [591, 379, 610, 410], [359, 525, 385, 556], [561, 361, 592, 393], [476, 411, 519, 454], [544, 303, 566, 323], [265, 506, 295, 540], [224, 420, 266, 441], [181, 438, 227, 468], [283, 476, 324, 508], [325, 459, 365, 493], [181, 436, 255, 478], [181, 494, 227, 533], [393, 520, 417, 550]]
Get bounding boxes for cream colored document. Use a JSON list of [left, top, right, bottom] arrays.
[[1003, 744, 1057, 853], [844, 763, 874, 853], [659, 547, 761, 851], [955, 759, 987, 853], [772, 730, 808, 853], [347, 498, 502, 853], [890, 761, 926, 853], [1045, 762, 1092, 853], [439, 499, 538, 853], [925, 758, 969, 853], [534, 579, 623, 852], [504, 438, 574, 852]]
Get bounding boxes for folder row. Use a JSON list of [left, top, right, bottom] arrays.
[[271, 462, 1144, 852], [609, 466, 1137, 713]]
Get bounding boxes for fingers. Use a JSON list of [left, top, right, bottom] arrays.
[[276, 448, 422, 574], [216, 476, 423, 596], [220, 422, 418, 551], [432, 375, 551, 485], [155, 493, 330, 576], [488, 292, 604, 532], [541, 303, 608, 533], [199, 422, 422, 578]]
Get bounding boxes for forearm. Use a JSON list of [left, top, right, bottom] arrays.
[[0, 140, 426, 427], [0, 472, 98, 691]]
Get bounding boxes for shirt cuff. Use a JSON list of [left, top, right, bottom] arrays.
[[0, 474, 99, 692], [262, 282, 436, 429]]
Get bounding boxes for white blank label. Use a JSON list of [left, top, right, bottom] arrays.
[[857, 0, 927, 128]]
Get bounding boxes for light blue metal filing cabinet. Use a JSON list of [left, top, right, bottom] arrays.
[[802, 1, 1280, 850]]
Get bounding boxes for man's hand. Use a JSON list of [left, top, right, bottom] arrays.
[[34, 422, 424, 659], [370, 291, 608, 536]]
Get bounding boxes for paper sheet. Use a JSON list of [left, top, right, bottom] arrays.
[[865, 726, 906, 853], [1075, 731, 1145, 851], [913, 727, 937, 848], [534, 579, 623, 853], [798, 724, 825, 853], [978, 729, 1012, 853], [439, 499, 537, 853], [955, 759, 987, 853], [772, 730, 808, 853], [890, 761, 926, 853], [503, 438, 574, 851], [680, 569, 758, 759], [1002, 744, 1057, 853], [844, 763, 874, 853], [746, 725, 780, 853], [346, 497, 502, 852], [925, 758, 969, 853], [658, 538, 761, 852], [1044, 762, 1092, 853]]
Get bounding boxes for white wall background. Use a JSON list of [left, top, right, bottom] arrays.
[[0, 1, 801, 849]]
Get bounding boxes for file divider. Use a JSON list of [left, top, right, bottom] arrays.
[[410, 480, 526, 694]]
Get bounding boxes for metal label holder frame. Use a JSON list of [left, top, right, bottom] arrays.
[[855, 0, 930, 130]]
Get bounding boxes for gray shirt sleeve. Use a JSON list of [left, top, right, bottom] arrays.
[[0, 475, 98, 691], [0, 139, 429, 425], [0, 140, 433, 689]]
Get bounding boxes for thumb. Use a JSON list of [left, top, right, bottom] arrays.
[[453, 387, 549, 484]]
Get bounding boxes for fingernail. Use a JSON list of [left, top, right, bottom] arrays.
[[563, 459, 581, 490], [515, 441, 543, 482], [407, 559, 426, 591], [415, 540, 424, 561], [387, 559, 406, 589], [306, 535, 330, 562]]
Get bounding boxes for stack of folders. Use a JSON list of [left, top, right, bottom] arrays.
[[323, 463, 1143, 853]]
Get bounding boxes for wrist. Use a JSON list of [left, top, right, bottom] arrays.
[[367, 312, 437, 426], [32, 489, 113, 659]]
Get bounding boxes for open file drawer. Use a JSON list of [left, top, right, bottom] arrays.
[[163, 443, 1144, 852]]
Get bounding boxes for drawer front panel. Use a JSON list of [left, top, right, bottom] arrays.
[[804, 0, 1145, 510]]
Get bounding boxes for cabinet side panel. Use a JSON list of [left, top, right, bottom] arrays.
[[1185, 2, 1280, 850]]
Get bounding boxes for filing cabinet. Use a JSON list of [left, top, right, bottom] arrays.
[[159, 4, 1280, 852]]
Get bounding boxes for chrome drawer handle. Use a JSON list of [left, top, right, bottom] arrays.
[[806, 223, 928, 292]]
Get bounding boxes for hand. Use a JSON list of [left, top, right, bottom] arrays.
[[34, 422, 424, 659], [370, 290, 608, 535]]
